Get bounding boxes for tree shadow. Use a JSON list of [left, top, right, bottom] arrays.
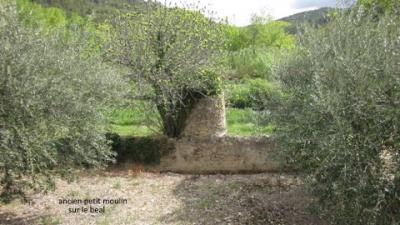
[[0, 212, 49, 225], [159, 174, 327, 225]]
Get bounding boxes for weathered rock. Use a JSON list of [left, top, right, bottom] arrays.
[[181, 95, 226, 138]]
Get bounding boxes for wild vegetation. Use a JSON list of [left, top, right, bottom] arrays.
[[270, 2, 400, 224], [0, 0, 127, 202], [0, 0, 399, 224]]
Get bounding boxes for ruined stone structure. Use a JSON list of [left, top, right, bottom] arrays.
[[159, 136, 283, 173], [158, 95, 284, 173], [181, 96, 226, 138]]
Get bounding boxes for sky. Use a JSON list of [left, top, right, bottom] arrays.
[[157, 0, 352, 26]]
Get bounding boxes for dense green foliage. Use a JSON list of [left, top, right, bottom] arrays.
[[225, 78, 280, 109], [224, 18, 294, 80], [0, 2, 126, 201], [17, 0, 114, 58], [224, 20, 294, 52], [31, 0, 147, 22], [272, 6, 400, 224], [357, 0, 399, 13], [31, 0, 94, 16], [17, 0, 68, 29], [227, 48, 281, 79]]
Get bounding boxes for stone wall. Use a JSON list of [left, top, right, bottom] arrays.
[[152, 95, 285, 173], [157, 136, 284, 173]]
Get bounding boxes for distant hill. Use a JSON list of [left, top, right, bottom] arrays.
[[279, 7, 334, 34], [31, 0, 148, 22]]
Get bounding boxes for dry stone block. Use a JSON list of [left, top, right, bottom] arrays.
[[181, 95, 226, 138], [158, 136, 285, 173]]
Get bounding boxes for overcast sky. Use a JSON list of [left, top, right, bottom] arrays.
[[157, 0, 353, 26]]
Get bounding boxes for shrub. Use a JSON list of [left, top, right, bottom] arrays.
[[0, 3, 125, 202], [226, 82, 252, 108], [228, 48, 277, 79], [106, 133, 173, 164], [272, 6, 400, 225], [226, 78, 280, 110]]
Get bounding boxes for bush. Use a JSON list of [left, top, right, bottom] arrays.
[[228, 48, 277, 79], [226, 78, 280, 110], [106, 133, 173, 164], [0, 3, 125, 202], [272, 6, 400, 225], [226, 82, 252, 108]]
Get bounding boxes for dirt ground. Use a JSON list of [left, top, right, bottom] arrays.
[[0, 167, 326, 225]]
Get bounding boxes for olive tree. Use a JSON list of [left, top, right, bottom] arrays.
[[0, 2, 126, 202], [110, 1, 225, 137], [270, 5, 400, 225]]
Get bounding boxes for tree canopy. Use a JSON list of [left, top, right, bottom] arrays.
[[109, 1, 225, 137]]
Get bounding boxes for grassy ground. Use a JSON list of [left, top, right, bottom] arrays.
[[106, 104, 159, 137], [107, 105, 273, 137], [109, 124, 154, 137], [226, 108, 273, 136], [0, 168, 326, 225]]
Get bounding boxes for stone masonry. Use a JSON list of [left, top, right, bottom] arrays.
[[158, 95, 284, 173]]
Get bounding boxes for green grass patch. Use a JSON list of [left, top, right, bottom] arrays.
[[107, 104, 154, 126], [107, 103, 273, 137], [106, 101, 159, 137], [226, 108, 273, 136], [110, 124, 154, 137]]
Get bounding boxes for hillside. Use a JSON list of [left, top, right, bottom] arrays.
[[279, 7, 333, 34]]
